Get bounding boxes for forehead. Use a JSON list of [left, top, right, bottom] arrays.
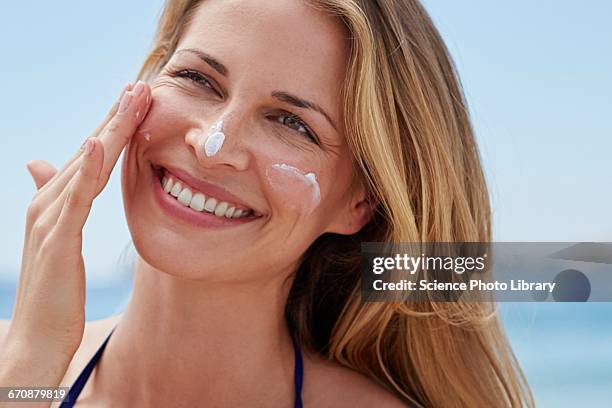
[[177, 0, 349, 119]]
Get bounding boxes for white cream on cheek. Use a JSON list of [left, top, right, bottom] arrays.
[[266, 163, 321, 214], [136, 127, 153, 141], [142, 131, 152, 141], [204, 119, 225, 156], [136, 93, 155, 141]]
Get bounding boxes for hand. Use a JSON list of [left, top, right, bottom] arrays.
[[6, 80, 152, 360]]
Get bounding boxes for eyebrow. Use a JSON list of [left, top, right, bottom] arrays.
[[175, 48, 338, 131], [176, 48, 229, 77]]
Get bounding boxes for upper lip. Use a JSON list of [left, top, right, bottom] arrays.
[[157, 164, 259, 214]]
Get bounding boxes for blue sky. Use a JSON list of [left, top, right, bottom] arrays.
[[1, 0, 610, 284]]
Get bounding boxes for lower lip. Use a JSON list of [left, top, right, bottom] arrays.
[[150, 164, 258, 228]]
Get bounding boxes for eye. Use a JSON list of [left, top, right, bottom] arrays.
[[173, 69, 220, 95], [276, 112, 319, 144]]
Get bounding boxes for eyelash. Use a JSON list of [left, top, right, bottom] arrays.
[[174, 69, 217, 92], [171, 68, 320, 145]]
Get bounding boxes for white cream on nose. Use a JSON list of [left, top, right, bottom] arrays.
[[204, 119, 225, 157]]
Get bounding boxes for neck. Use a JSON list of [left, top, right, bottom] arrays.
[[94, 256, 297, 406]]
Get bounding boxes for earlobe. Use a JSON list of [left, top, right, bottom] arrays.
[[327, 191, 377, 236], [351, 198, 376, 233]]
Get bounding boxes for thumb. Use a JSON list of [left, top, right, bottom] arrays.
[[26, 160, 58, 190]]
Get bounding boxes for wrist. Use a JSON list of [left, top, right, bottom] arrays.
[[0, 336, 74, 387]]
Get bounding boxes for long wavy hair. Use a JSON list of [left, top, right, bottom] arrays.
[[136, 0, 534, 406]]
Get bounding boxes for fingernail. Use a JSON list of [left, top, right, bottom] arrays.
[[118, 82, 131, 104], [119, 91, 133, 113], [133, 80, 146, 96]]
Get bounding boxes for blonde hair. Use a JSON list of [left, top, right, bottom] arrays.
[[137, 0, 534, 406]]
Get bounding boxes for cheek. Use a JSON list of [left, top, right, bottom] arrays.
[[265, 162, 321, 215], [134, 85, 192, 143], [123, 87, 189, 198]]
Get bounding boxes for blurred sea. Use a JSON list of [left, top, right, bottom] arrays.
[[1, 278, 610, 407]]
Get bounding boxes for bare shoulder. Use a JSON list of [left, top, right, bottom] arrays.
[[58, 314, 122, 387], [302, 349, 408, 408]]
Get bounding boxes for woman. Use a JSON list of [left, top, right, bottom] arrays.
[[0, 0, 533, 406]]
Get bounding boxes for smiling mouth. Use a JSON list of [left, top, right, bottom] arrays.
[[152, 164, 259, 220]]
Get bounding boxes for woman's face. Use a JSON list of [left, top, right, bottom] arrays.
[[121, 0, 369, 283]]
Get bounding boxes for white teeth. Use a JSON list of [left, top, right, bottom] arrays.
[[203, 197, 217, 213], [177, 188, 192, 206], [163, 178, 173, 193], [189, 193, 206, 211], [214, 201, 228, 217], [170, 181, 182, 197], [161, 173, 252, 219]]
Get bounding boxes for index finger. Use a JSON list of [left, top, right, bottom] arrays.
[[96, 80, 152, 190]]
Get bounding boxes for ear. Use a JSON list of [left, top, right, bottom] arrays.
[[325, 183, 377, 235]]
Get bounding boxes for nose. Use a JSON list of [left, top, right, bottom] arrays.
[[184, 113, 250, 171]]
